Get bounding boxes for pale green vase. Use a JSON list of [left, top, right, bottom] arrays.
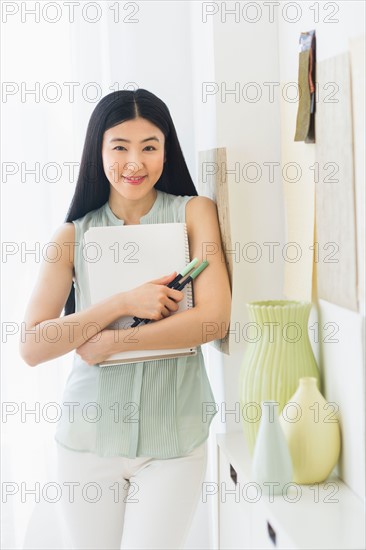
[[239, 301, 320, 455], [252, 401, 293, 495]]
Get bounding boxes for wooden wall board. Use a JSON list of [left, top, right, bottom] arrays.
[[198, 147, 232, 354]]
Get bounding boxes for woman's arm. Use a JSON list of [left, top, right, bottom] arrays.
[[107, 196, 232, 353], [19, 223, 128, 367]]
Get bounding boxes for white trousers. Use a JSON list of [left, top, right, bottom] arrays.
[[56, 440, 208, 550]]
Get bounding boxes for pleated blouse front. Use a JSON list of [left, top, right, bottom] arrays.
[[54, 190, 218, 458]]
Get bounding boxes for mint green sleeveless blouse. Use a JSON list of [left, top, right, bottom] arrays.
[[54, 190, 218, 458]]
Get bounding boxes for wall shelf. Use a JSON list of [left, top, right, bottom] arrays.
[[217, 431, 365, 550]]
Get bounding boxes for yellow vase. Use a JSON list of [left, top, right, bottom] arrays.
[[239, 301, 320, 454], [280, 377, 341, 484]]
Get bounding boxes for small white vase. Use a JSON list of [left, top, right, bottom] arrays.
[[252, 401, 293, 496]]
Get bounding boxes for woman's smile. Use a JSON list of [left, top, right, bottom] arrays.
[[123, 175, 146, 185]]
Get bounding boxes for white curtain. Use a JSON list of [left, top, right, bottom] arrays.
[[2, 3, 225, 548], [2, 9, 81, 549]]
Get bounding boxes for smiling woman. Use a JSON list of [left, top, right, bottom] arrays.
[[102, 117, 166, 224], [19, 88, 231, 550]]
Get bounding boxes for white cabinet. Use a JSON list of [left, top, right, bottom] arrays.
[[217, 432, 365, 550], [218, 443, 295, 550], [218, 448, 252, 549], [249, 502, 295, 550]]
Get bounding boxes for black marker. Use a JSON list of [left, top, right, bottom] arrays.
[[130, 258, 199, 328], [137, 261, 209, 327], [170, 260, 208, 291]]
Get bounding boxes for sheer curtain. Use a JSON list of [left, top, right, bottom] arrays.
[[2, 3, 224, 549], [1, 10, 98, 549]]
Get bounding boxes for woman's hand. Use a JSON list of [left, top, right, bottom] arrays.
[[75, 329, 114, 366], [121, 272, 184, 321]]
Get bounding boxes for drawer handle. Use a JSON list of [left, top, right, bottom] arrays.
[[267, 521, 277, 546], [229, 463, 237, 485]]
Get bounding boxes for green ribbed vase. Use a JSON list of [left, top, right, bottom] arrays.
[[239, 301, 320, 454]]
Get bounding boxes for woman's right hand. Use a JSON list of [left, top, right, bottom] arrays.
[[121, 272, 184, 321]]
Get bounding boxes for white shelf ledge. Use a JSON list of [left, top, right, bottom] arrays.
[[217, 431, 365, 550]]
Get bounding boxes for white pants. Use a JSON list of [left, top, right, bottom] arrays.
[[56, 441, 208, 550]]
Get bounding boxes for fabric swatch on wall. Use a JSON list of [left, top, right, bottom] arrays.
[[349, 34, 365, 315], [315, 52, 357, 311]]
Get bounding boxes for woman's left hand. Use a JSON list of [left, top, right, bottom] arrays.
[[75, 329, 114, 366]]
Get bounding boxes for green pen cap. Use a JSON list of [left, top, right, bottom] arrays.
[[181, 257, 199, 277], [190, 260, 209, 279]]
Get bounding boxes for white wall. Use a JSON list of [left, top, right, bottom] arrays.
[[188, 6, 288, 546], [278, 0, 365, 499], [209, 4, 286, 434], [192, 0, 365, 509], [197, 1, 365, 503]]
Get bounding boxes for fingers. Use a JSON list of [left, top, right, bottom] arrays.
[[164, 300, 178, 313], [166, 287, 184, 301], [147, 273, 185, 304], [163, 295, 181, 313], [160, 305, 171, 318], [149, 272, 177, 285]]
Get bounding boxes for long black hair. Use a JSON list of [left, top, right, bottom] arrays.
[[63, 88, 198, 316]]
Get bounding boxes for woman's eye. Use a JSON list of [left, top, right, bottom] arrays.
[[113, 146, 156, 151]]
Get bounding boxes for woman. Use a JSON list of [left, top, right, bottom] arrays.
[[19, 89, 231, 550]]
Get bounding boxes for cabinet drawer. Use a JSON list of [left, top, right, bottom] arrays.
[[218, 449, 252, 549], [251, 502, 298, 550], [217, 433, 365, 550], [218, 446, 298, 550]]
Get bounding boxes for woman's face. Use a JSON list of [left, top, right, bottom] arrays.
[[102, 117, 166, 200]]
